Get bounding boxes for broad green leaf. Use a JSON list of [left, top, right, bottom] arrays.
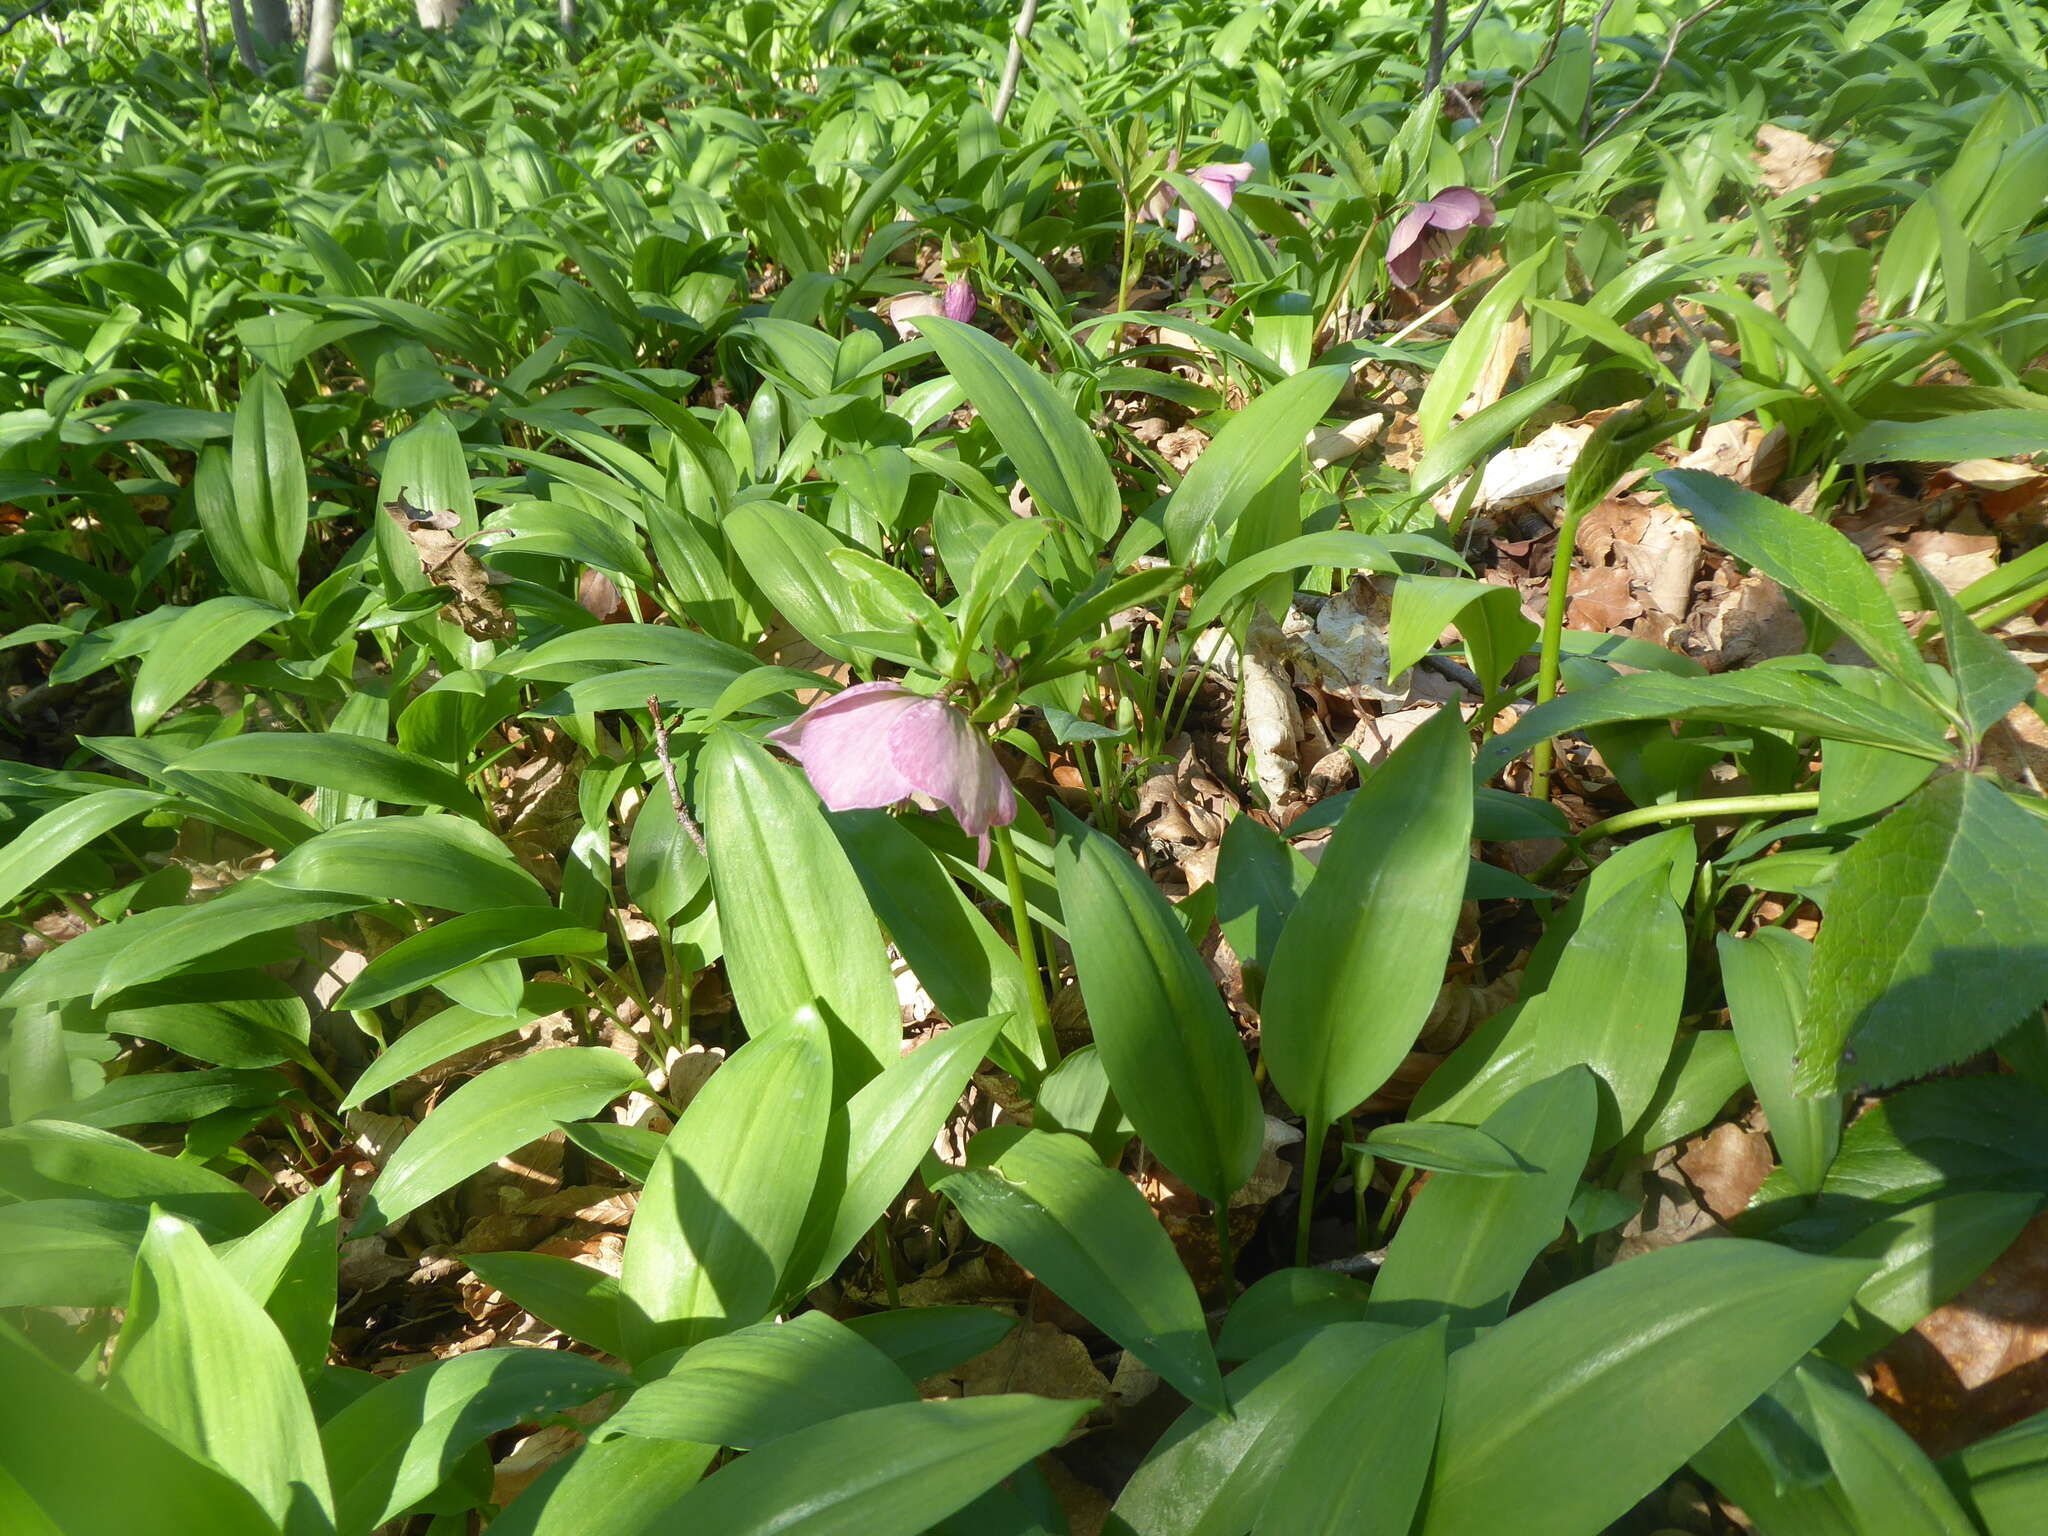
[[1417, 258, 1543, 451], [703, 729, 899, 1082], [104, 972, 313, 1070], [0, 1319, 283, 1536], [1800, 772, 2048, 1092], [489, 1437, 716, 1536], [179, 734, 487, 819], [619, 1012, 830, 1361], [605, 1313, 913, 1447], [1416, 1241, 1873, 1536], [90, 883, 371, 1004], [1907, 555, 2034, 742], [938, 1129, 1225, 1414], [335, 909, 606, 1010], [1107, 1321, 1408, 1535], [1942, 1406, 2048, 1536], [0, 1118, 269, 1234], [463, 1251, 625, 1357], [1262, 707, 1474, 1133], [842, 1306, 1019, 1382], [1412, 367, 1588, 499], [1186, 530, 1449, 634], [917, 316, 1120, 543], [651, 1393, 1089, 1535], [1659, 470, 1932, 699], [377, 409, 477, 589], [356, 1048, 642, 1232], [1253, 1319, 1447, 1536], [1214, 815, 1312, 1008], [1163, 366, 1346, 563], [1369, 1070, 1595, 1329], [1387, 576, 1536, 695], [0, 1198, 150, 1307], [1054, 805, 1261, 1205], [794, 1016, 1005, 1291], [1354, 1120, 1535, 1177], [214, 1178, 342, 1380], [58, 1066, 288, 1129], [560, 1119, 666, 1184], [1479, 669, 1955, 774], [267, 812, 549, 912], [339, 983, 583, 1109], [1798, 1363, 1981, 1536], [1720, 929, 1837, 1194], [322, 1347, 627, 1536], [1215, 1268, 1372, 1362], [1842, 410, 2048, 463], [0, 788, 163, 910], [131, 597, 285, 735], [110, 1213, 333, 1535], [1823, 1191, 2042, 1364], [723, 501, 876, 665], [1617, 1027, 1750, 1158]]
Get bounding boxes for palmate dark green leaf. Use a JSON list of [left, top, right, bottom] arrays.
[[702, 729, 900, 1083], [322, 1347, 627, 1536], [619, 1012, 831, 1363], [109, 1213, 333, 1536], [938, 1129, 1226, 1415], [1252, 1319, 1447, 1536], [1415, 1242, 1873, 1536], [1799, 771, 2048, 1092], [917, 316, 1120, 543], [1261, 706, 1474, 1134], [355, 1048, 643, 1233], [649, 1394, 1090, 1536], [1659, 470, 1933, 699], [1479, 669, 1955, 776], [1054, 805, 1261, 1206], [0, 1318, 284, 1536], [604, 1313, 912, 1449]]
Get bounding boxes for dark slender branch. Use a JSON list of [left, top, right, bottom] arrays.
[[0, 0, 61, 42], [648, 697, 707, 854], [193, 0, 216, 92], [1489, 0, 1567, 182], [1425, 0, 1450, 92], [1578, 0, 1624, 138], [1585, 0, 1738, 150], [1443, 0, 1494, 62]]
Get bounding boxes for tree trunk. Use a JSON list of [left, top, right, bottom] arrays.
[[249, 0, 291, 51], [557, 0, 575, 39], [303, 0, 341, 100], [224, 0, 261, 69], [289, 0, 310, 43], [414, 0, 463, 29]]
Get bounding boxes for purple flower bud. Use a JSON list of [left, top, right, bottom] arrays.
[[768, 681, 1017, 864], [1386, 186, 1497, 288], [942, 274, 977, 324], [1175, 160, 1256, 242]]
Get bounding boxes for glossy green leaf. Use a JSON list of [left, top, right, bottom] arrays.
[[918, 316, 1119, 543], [322, 1347, 627, 1536], [0, 788, 164, 910], [335, 908, 606, 1011], [463, 1251, 625, 1357], [560, 1119, 666, 1184], [1370, 1069, 1595, 1329], [1416, 1241, 1873, 1536], [131, 598, 285, 735], [1054, 804, 1261, 1205], [1798, 1363, 1981, 1536], [1163, 366, 1346, 563], [104, 972, 313, 1070], [1908, 554, 2035, 742], [0, 1198, 150, 1307], [1253, 1319, 1447, 1536], [1941, 1406, 2048, 1536], [267, 813, 549, 912], [1262, 707, 1474, 1133], [1823, 1191, 2042, 1363], [109, 1213, 333, 1535], [0, 1118, 269, 1234], [1417, 258, 1542, 451], [355, 1048, 642, 1232], [178, 734, 487, 819], [1185, 530, 1442, 634], [1800, 772, 2048, 1092], [489, 1437, 716, 1536], [1214, 1268, 1372, 1362], [702, 729, 899, 1082], [938, 1129, 1225, 1414], [1388, 576, 1536, 695], [1213, 815, 1312, 1009], [1355, 1120, 1535, 1177], [1720, 928, 1838, 1195], [213, 1178, 342, 1381], [619, 1012, 831, 1361], [841, 1306, 1019, 1382], [1842, 410, 2048, 463], [338, 984, 583, 1110]]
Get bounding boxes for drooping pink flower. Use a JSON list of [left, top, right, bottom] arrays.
[[1386, 187, 1497, 288], [768, 681, 1017, 863], [1174, 161, 1256, 242], [942, 274, 977, 324], [1142, 149, 1182, 229]]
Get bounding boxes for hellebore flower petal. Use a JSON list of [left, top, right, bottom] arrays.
[[1175, 160, 1257, 242], [767, 682, 924, 811], [886, 291, 944, 341], [942, 275, 977, 324], [884, 696, 1018, 865], [1175, 203, 1200, 242], [1386, 186, 1498, 288]]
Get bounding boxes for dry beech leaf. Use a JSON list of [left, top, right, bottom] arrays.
[[1753, 123, 1834, 196]]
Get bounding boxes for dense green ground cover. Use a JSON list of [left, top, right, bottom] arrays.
[[3, 0, 2048, 1529]]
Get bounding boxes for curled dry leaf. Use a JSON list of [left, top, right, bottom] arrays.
[[382, 490, 516, 640], [1617, 506, 1703, 622], [1242, 613, 1304, 806], [1753, 122, 1834, 196], [1307, 412, 1388, 470]]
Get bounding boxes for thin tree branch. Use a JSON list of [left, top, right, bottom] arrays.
[[1578, 0, 1624, 139], [1425, 0, 1450, 92], [990, 0, 1039, 126], [224, 0, 261, 72], [1585, 0, 1738, 151], [647, 697, 707, 854], [1488, 0, 1567, 182], [0, 0, 61, 42]]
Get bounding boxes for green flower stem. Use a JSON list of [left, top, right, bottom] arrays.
[[1530, 791, 1824, 885], [1294, 1122, 1325, 1266], [994, 822, 1060, 1071], [1528, 497, 1592, 804]]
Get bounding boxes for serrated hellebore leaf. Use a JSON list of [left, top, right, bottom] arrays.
[[1800, 772, 2048, 1092], [938, 1129, 1225, 1415], [1054, 805, 1261, 1205], [355, 1048, 642, 1233], [1262, 706, 1473, 1134]]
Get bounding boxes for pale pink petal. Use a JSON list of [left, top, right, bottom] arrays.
[[886, 698, 1017, 863], [1193, 161, 1255, 205], [943, 276, 977, 323], [1176, 203, 1200, 241], [1386, 202, 1436, 287], [768, 682, 922, 811], [1422, 186, 1496, 231]]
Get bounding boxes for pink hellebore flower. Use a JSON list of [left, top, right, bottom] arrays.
[[942, 274, 977, 324], [1386, 186, 1497, 288], [1174, 161, 1256, 242], [768, 681, 1017, 863]]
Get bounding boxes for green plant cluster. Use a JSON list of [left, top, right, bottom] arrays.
[[3, 0, 2048, 1531]]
